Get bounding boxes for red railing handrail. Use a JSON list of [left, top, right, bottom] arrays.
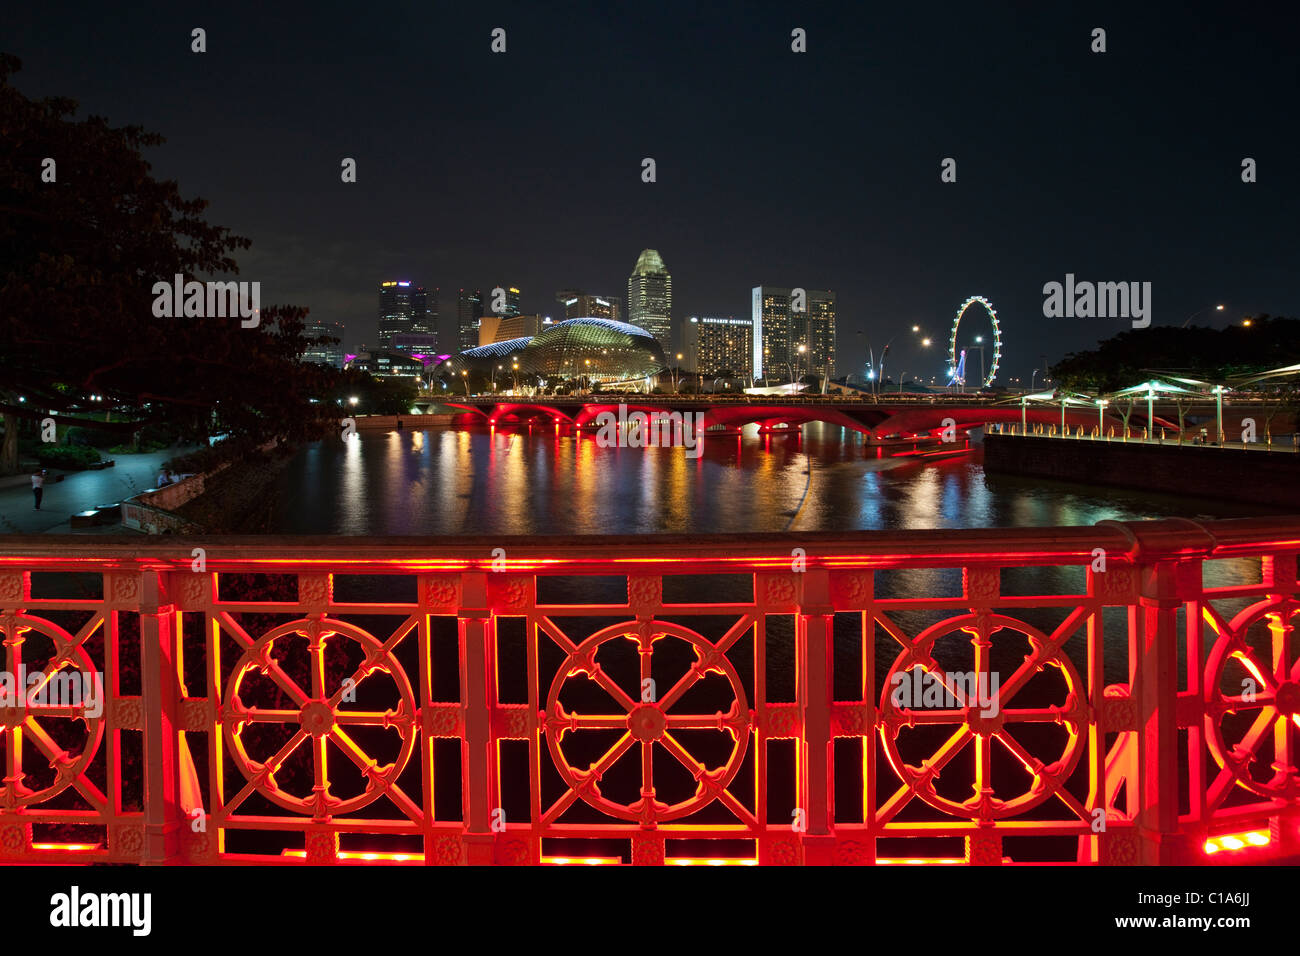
[[2, 515, 1297, 571]]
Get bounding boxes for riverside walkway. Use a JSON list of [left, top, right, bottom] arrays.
[[0, 448, 185, 534]]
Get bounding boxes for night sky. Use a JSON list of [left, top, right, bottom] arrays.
[[6, 0, 1298, 379]]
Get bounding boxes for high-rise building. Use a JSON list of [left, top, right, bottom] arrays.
[[556, 290, 622, 322], [683, 316, 757, 378], [411, 286, 437, 336], [478, 313, 544, 346], [457, 289, 484, 352], [392, 333, 440, 354], [345, 349, 425, 380], [302, 319, 346, 368], [627, 249, 672, 345], [487, 286, 521, 318], [751, 286, 836, 380], [378, 281, 435, 348], [807, 290, 837, 380], [752, 287, 788, 379]]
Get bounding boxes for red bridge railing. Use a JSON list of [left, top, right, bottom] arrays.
[[0, 518, 1297, 865]]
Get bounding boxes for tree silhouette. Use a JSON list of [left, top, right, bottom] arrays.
[[0, 54, 334, 473]]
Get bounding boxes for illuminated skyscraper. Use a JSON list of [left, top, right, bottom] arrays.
[[302, 319, 345, 368], [806, 290, 837, 380], [751, 286, 836, 380], [488, 286, 521, 318], [682, 316, 756, 378], [378, 281, 435, 348], [556, 290, 622, 322], [751, 287, 788, 379], [457, 289, 484, 352], [627, 249, 672, 345]]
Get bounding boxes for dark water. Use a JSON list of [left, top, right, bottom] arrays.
[[269, 422, 1282, 535]]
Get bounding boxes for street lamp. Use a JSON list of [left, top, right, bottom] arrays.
[[1180, 304, 1225, 329], [673, 353, 683, 394], [1146, 381, 1156, 442], [1031, 369, 1039, 392], [1213, 384, 1226, 444], [460, 370, 469, 396], [1097, 398, 1108, 438]]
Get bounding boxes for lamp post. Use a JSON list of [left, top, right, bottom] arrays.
[[1146, 381, 1156, 443], [1179, 304, 1225, 329], [1097, 398, 1108, 439], [899, 371, 907, 395], [1031, 369, 1039, 392], [1213, 384, 1225, 444], [875, 343, 891, 400], [672, 353, 683, 394], [460, 370, 469, 397]]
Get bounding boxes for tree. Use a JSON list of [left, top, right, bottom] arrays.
[[1051, 318, 1300, 393], [0, 55, 334, 474]]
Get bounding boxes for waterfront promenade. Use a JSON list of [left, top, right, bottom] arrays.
[[0, 448, 182, 534]]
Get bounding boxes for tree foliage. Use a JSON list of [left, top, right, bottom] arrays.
[[1050, 317, 1300, 392], [0, 54, 336, 473]]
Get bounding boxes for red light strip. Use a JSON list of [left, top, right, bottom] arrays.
[[1203, 830, 1270, 854]]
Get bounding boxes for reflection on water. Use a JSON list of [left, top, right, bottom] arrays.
[[271, 423, 1282, 537]]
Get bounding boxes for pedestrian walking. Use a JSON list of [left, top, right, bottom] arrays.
[[32, 469, 45, 510]]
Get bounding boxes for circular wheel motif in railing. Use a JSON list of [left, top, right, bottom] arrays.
[[222, 617, 417, 817], [0, 612, 104, 809], [879, 613, 1085, 820], [1204, 599, 1300, 801], [544, 620, 751, 824]]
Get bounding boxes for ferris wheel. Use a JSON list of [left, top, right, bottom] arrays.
[[948, 296, 1002, 388]]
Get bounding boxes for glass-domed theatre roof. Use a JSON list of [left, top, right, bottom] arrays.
[[522, 318, 666, 380], [456, 318, 666, 381]]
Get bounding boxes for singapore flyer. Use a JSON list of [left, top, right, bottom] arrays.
[[948, 295, 1002, 388]]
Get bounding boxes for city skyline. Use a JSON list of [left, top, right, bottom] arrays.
[[5, 3, 1296, 381]]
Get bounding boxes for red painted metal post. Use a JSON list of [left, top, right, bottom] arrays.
[[1134, 559, 1182, 864], [137, 570, 183, 864], [798, 569, 835, 863], [458, 572, 495, 865]]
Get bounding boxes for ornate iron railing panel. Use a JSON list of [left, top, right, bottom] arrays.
[[0, 518, 1297, 864]]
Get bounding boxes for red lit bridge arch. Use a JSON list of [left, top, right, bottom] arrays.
[[1, 518, 1297, 865], [443, 396, 1118, 439]]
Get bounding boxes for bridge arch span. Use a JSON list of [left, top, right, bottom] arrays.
[[445, 402, 577, 426]]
